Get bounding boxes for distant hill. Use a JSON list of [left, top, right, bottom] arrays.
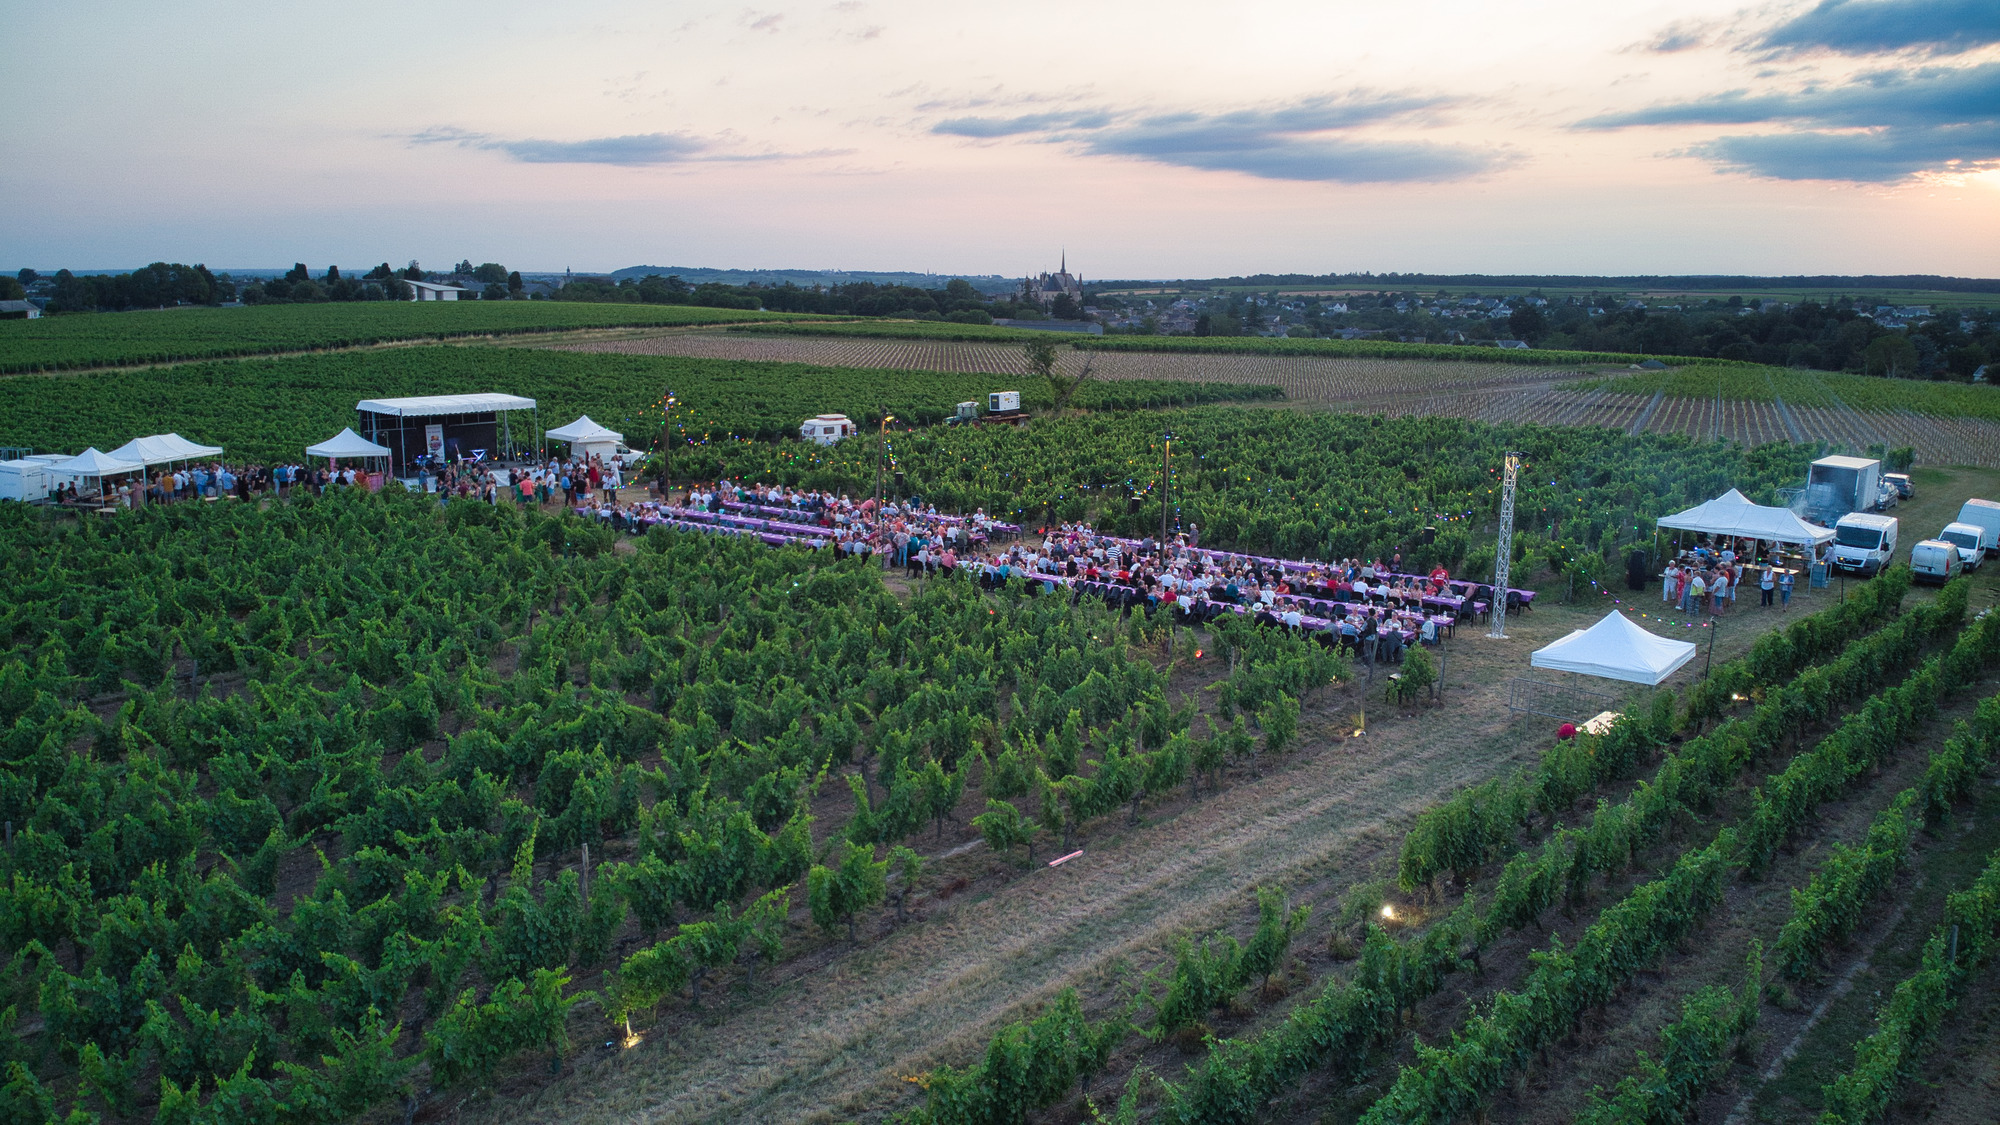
[[604, 265, 1019, 295]]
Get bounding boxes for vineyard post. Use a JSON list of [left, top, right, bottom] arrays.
[[1160, 429, 1175, 546], [1704, 617, 1718, 679], [580, 842, 589, 909]]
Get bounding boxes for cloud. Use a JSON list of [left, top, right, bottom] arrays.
[[932, 110, 1113, 137], [1755, 0, 2000, 57], [1575, 61, 2000, 179], [407, 126, 818, 165], [1579, 60, 2000, 129], [930, 93, 1507, 183], [1690, 124, 2000, 180], [497, 133, 712, 164], [1640, 20, 1717, 53]]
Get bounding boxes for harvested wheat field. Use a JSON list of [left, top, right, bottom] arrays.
[[550, 331, 1604, 407], [555, 330, 2000, 467]]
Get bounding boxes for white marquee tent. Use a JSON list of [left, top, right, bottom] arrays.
[[1656, 488, 1834, 547], [107, 433, 223, 467], [546, 415, 624, 458], [50, 448, 145, 497], [1530, 610, 1698, 686], [306, 428, 392, 460]]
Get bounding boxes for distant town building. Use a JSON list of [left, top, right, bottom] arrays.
[[1022, 253, 1083, 309], [406, 281, 466, 302], [0, 300, 40, 319]]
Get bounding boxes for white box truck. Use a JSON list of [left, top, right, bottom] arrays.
[[1938, 521, 1987, 569], [1807, 456, 1884, 520], [1830, 511, 1899, 576], [1954, 498, 2000, 552]]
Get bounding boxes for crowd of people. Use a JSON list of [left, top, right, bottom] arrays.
[[573, 488, 1472, 656], [1662, 538, 1800, 614], [61, 462, 360, 507], [60, 450, 636, 511]]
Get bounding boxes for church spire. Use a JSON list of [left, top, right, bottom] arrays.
[[1060, 248, 1066, 274]]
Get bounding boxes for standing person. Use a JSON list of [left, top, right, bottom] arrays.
[[1760, 564, 1776, 607], [1779, 566, 1794, 609], [1687, 569, 1707, 616], [1663, 562, 1679, 603]]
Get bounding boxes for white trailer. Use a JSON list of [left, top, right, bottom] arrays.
[[0, 459, 50, 502]]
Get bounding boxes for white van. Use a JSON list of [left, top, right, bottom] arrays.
[[1830, 512, 1899, 576], [1910, 539, 1962, 584], [1955, 499, 2000, 552], [1938, 521, 1986, 569]]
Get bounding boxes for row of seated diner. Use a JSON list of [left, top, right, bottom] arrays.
[[583, 501, 1519, 655]]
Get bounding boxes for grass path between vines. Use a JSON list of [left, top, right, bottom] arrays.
[[465, 585, 1816, 1125]]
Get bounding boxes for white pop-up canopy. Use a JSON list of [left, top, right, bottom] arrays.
[[546, 415, 623, 444], [107, 433, 223, 466], [1657, 488, 1835, 547], [305, 428, 392, 459], [54, 448, 145, 477], [1531, 609, 1698, 686]]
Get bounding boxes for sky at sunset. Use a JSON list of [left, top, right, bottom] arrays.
[[5, 0, 1998, 277]]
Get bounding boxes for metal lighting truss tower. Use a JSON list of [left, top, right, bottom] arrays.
[[1489, 452, 1521, 639]]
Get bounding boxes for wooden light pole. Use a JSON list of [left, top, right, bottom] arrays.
[[1159, 429, 1176, 546]]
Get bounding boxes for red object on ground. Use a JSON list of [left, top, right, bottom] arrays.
[[1558, 723, 1578, 740]]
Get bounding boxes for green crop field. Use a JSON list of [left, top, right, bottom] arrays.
[[0, 347, 1277, 465], [0, 302, 820, 374], [1588, 363, 2000, 421], [11, 342, 2000, 1125]]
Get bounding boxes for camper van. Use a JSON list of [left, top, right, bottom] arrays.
[[1830, 512, 1899, 576], [1938, 521, 1987, 569], [799, 414, 857, 446], [1910, 539, 1962, 584]]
